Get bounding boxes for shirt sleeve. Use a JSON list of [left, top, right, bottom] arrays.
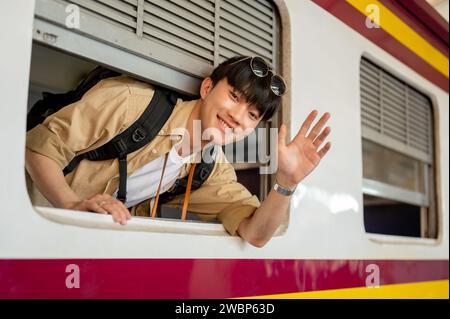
[[165, 148, 261, 236], [26, 76, 132, 170]]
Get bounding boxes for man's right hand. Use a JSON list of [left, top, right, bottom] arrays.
[[25, 150, 132, 225], [63, 194, 132, 225]]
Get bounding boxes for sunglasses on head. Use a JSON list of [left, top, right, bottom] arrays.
[[228, 56, 287, 97]]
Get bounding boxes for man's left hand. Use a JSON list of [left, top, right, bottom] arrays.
[[276, 110, 331, 189]]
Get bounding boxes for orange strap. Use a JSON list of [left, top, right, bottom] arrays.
[[151, 152, 169, 219], [150, 152, 197, 221], [181, 162, 197, 221]]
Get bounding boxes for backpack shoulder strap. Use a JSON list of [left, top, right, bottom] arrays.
[[63, 87, 179, 202]]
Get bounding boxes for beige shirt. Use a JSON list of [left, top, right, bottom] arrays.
[[26, 76, 261, 236]]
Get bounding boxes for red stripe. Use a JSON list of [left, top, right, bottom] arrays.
[[397, 0, 449, 46], [378, 0, 449, 55], [311, 0, 449, 93], [0, 259, 448, 298]]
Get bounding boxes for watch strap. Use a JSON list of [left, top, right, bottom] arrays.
[[273, 182, 296, 196]]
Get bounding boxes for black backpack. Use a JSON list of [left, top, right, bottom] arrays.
[[27, 67, 216, 207]]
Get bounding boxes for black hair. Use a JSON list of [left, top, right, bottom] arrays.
[[209, 56, 282, 121]]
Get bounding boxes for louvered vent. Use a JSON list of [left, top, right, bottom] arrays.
[[33, 0, 280, 94], [218, 0, 276, 65], [39, 0, 278, 73], [360, 57, 433, 162], [142, 0, 215, 64], [70, 0, 138, 32]]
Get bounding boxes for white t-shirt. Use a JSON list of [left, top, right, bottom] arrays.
[[113, 145, 197, 208]]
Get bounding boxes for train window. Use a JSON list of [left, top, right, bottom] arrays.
[[33, 0, 280, 95], [360, 57, 438, 239], [26, 0, 286, 236]]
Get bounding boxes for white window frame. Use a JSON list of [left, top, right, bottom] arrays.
[[360, 55, 440, 244], [27, 0, 292, 238]]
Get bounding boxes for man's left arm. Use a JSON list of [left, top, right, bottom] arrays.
[[238, 110, 332, 247]]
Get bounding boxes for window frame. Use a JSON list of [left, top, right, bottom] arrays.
[[359, 55, 441, 243], [27, 0, 292, 238]]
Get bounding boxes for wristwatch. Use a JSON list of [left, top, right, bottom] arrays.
[[273, 181, 297, 196]]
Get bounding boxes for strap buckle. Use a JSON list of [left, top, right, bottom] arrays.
[[132, 127, 146, 143], [114, 140, 127, 156], [199, 167, 209, 180]]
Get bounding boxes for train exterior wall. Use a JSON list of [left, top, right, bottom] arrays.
[[0, 0, 448, 298]]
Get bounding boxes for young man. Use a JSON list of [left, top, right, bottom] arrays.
[[25, 56, 331, 247]]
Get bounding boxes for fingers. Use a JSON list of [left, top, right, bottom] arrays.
[[307, 112, 331, 141], [295, 110, 318, 141], [86, 200, 108, 215], [116, 200, 132, 221], [278, 124, 287, 149], [317, 142, 331, 158], [87, 194, 131, 225], [102, 203, 128, 225], [313, 126, 331, 148]]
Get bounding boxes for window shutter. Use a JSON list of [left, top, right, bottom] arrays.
[[71, 0, 138, 31], [218, 0, 277, 66], [142, 0, 215, 64], [33, 0, 279, 95], [360, 58, 433, 163]]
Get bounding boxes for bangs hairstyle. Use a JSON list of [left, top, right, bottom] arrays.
[[209, 56, 282, 121]]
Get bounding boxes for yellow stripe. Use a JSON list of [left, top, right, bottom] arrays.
[[241, 280, 449, 299], [346, 0, 449, 78]]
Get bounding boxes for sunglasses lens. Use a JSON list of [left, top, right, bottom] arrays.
[[251, 57, 269, 77], [271, 75, 286, 96]]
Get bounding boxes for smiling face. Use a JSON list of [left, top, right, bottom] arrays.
[[199, 77, 262, 145]]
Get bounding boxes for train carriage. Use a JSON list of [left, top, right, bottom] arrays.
[[0, 0, 448, 298]]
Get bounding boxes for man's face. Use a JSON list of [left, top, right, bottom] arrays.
[[199, 77, 262, 145]]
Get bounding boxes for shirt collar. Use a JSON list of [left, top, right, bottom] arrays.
[[157, 98, 198, 139], [157, 98, 207, 161]]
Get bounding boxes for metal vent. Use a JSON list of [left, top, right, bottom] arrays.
[[360, 58, 433, 163], [142, 0, 215, 64], [34, 0, 279, 94], [69, 0, 138, 31], [218, 0, 276, 65]]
